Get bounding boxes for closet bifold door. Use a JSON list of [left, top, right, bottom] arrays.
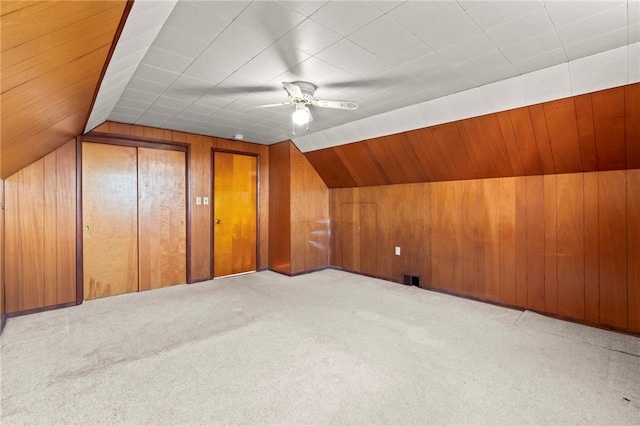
[[137, 148, 187, 290], [83, 143, 138, 300]]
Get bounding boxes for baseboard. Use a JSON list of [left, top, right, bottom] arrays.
[[5, 302, 77, 319], [0, 313, 6, 334]]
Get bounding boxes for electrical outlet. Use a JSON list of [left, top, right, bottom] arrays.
[[196, 197, 201, 205], [203, 196, 209, 205], [395, 246, 401, 256]]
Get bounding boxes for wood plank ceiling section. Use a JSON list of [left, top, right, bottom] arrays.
[[0, 1, 129, 179], [306, 84, 640, 188]]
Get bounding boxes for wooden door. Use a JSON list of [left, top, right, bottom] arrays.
[[213, 152, 257, 278], [83, 143, 138, 299], [138, 148, 187, 291]]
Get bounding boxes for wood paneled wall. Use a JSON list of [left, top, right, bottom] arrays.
[[308, 84, 639, 188], [1, 179, 5, 330], [269, 142, 329, 275], [1, 1, 129, 179], [331, 170, 640, 333], [269, 142, 291, 274], [91, 122, 270, 281], [4, 140, 77, 313]]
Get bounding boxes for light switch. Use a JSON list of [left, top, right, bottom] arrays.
[[196, 197, 201, 205], [203, 196, 209, 205], [395, 246, 401, 256]]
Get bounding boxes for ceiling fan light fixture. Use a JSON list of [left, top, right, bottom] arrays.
[[292, 105, 310, 125]]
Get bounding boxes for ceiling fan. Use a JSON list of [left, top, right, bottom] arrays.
[[244, 82, 359, 135]]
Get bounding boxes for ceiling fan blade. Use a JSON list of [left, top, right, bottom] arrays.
[[312, 99, 359, 110], [283, 82, 303, 99], [245, 102, 291, 110]]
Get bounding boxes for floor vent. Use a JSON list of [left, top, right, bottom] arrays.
[[403, 274, 421, 287]]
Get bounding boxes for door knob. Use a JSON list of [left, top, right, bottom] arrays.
[[215, 219, 221, 224]]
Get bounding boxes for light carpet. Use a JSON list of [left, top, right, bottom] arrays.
[[1, 269, 639, 425]]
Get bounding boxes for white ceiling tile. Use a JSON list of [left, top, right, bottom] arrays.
[[417, 97, 454, 127], [315, 39, 390, 79], [140, 111, 173, 122], [419, 67, 467, 87], [630, 22, 640, 44], [128, 77, 167, 95], [142, 47, 193, 74], [137, 117, 170, 128], [151, 26, 212, 59], [279, 1, 328, 17], [544, 0, 626, 28], [277, 19, 342, 56], [470, 64, 519, 86], [569, 45, 628, 95], [437, 33, 498, 64], [147, 104, 182, 116], [446, 88, 487, 120], [510, 48, 568, 74], [102, 64, 138, 89], [392, 105, 427, 132], [481, 77, 526, 114], [183, 62, 230, 86], [464, 0, 544, 31], [109, 113, 138, 124], [234, 1, 305, 39], [120, 88, 161, 104], [500, 30, 563, 63], [520, 62, 571, 104], [555, 4, 628, 46], [388, 1, 459, 35], [348, 15, 412, 53], [454, 50, 511, 77], [171, 74, 213, 94], [113, 29, 159, 60], [112, 104, 146, 116], [151, 95, 191, 110], [629, 42, 640, 84], [164, 2, 231, 40], [369, 1, 404, 13], [310, 1, 383, 36], [398, 52, 450, 79], [414, 3, 482, 50], [176, 110, 209, 121], [133, 63, 180, 85], [254, 41, 311, 69], [123, 1, 176, 35], [193, 1, 250, 21], [563, 27, 628, 61], [486, 8, 554, 48], [196, 45, 252, 72], [235, 59, 287, 83], [214, 22, 276, 59], [107, 51, 146, 78], [376, 37, 433, 65]]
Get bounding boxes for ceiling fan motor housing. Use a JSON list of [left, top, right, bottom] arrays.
[[294, 82, 316, 103]]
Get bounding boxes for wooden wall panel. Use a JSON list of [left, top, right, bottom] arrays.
[[461, 180, 479, 297], [4, 140, 76, 313], [543, 175, 558, 314], [499, 178, 516, 306], [1, 1, 129, 179], [514, 177, 528, 308], [478, 179, 500, 301], [627, 84, 640, 169], [289, 143, 329, 274], [268, 142, 291, 275], [574, 94, 599, 172], [306, 85, 634, 189], [592, 87, 626, 170], [556, 173, 585, 319], [628, 169, 640, 332], [598, 171, 627, 328], [0, 180, 4, 330], [525, 176, 545, 312], [583, 172, 600, 323]]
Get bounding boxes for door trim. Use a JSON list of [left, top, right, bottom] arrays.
[[210, 148, 260, 279], [77, 133, 191, 303]]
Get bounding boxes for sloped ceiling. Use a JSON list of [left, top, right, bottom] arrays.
[[88, 0, 639, 151], [0, 1, 129, 179]]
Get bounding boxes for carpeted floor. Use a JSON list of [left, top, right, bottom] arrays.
[[1, 269, 639, 425]]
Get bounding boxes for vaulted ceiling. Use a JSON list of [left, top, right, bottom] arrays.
[[1, 1, 639, 179]]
